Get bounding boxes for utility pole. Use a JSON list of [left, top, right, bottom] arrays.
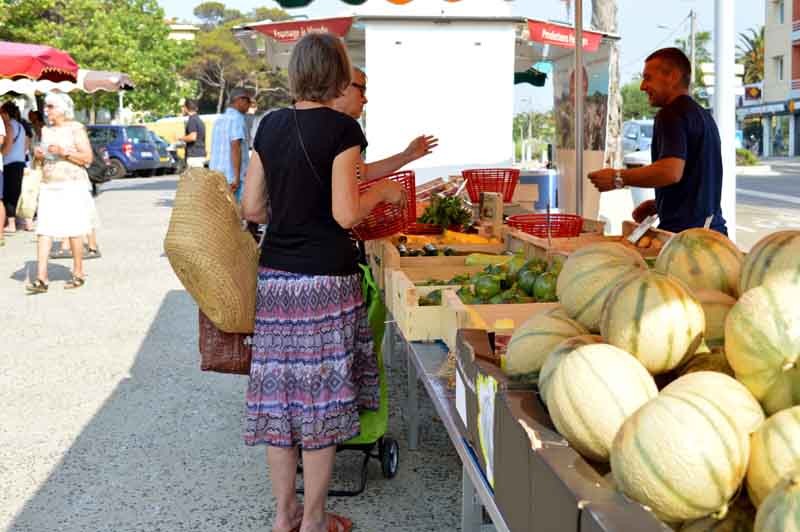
[[689, 9, 696, 92]]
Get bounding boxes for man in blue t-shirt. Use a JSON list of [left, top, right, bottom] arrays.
[[588, 47, 727, 235], [209, 88, 252, 202]]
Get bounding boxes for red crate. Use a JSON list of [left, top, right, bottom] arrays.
[[506, 213, 584, 238], [352, 171, 416, 241], [463, 168, 520, 203]]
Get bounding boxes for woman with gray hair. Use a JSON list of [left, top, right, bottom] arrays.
[[27, 92, 93, 293], [241, 32, 404, 532]]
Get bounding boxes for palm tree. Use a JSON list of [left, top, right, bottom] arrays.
[[737, 26, 764, 84]]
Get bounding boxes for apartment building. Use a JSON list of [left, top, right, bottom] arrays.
[[737, 0, 798, 157]]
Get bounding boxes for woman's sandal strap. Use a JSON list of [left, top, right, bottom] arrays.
[[64, 277, 85, 289]]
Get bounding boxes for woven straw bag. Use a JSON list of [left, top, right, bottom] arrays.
[[164, 168, 258, 334]]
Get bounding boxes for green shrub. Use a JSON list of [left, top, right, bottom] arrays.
[[736, 148, 759, 166]]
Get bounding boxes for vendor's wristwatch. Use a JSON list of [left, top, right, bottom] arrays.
[[613, 170, 625, 189]]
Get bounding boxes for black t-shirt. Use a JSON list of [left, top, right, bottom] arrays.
[[185, 114, 206, 158], [651, 95, 727, 235], [254, 107, 367, 276]]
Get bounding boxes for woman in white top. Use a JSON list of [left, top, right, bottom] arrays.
[[28, 92, 93, 293]]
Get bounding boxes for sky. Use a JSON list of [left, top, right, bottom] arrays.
[[160, 0, 765, 112]]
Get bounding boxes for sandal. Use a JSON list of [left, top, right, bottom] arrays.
[[325, 514, 352, 532], [64, 276, 85, 290], [25, 279, 49, 294], [84, 247, 102, 259]]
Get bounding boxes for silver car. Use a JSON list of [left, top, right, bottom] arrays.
[[622, 119, 654, 154]]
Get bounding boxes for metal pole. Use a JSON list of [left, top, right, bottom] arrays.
[[689, 9, 696, 92], [714, 0, 737, 240], [575, 0, 584, 216], [118, 91, 124, 124]]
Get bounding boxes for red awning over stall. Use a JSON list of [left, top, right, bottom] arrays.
[[250, 17, 355, 43]]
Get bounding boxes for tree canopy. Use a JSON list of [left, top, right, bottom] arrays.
[[737, 26, 764, 84], [621, 78, 655, 121], [0, 0, 195, 116]]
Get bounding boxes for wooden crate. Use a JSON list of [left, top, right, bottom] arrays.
[[504, 219, 674, 261], [389, 267, 551, 350], [366, 237, 506, 291]]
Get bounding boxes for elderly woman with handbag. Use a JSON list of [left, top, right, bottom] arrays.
[[240, 33, 405, 532], [27, 92, 93, 293]]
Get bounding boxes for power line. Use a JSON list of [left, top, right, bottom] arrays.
[[621, 14, 692, 73]]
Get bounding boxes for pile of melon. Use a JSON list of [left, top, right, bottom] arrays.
[[500, 228, 800, 529]]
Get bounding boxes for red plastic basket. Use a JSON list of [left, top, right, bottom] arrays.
[[352, 170, 416, 241], [463, 168, 521, 203], [506, 213, 584, 238]]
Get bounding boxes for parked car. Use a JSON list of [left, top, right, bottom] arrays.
[[622, 119, 654, 154], [146, 130, 181, 175], [86, 125, 160, 178]]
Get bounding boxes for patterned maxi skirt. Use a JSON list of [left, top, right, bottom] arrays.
[[243, 268, 380, 449]]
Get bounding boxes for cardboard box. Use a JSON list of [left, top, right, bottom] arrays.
[[455, 329, 537, 484], [493, 391, 669, 532]]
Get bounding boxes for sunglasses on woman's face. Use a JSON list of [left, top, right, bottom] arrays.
[[351, 82, 367, 97]]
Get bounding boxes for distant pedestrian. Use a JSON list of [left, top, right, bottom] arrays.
[[2, 102, 29, 234], [27, 92, 93, 293], [28, 110, 44, 144], [0, 112, 7, 247], [179, 99, 206, 169], [209, 88, 252, 202]]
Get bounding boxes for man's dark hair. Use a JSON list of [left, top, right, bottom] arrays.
[[645, 47, 692, 87], [184, 98, 198, 112]]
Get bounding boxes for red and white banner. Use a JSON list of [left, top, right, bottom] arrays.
[[527, 21, 603, 53], [250, 17, 354, 43]]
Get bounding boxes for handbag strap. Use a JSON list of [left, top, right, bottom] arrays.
[[292, 105, 362, 187], [292, 106, 324, 188]]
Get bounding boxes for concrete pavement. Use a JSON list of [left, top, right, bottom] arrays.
[[0, 176, 462, 532]]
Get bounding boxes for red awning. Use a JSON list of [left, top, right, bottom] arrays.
[[249, 17, 355, 43], [0, 41, 79, 82], [527, 21, 602, 53]]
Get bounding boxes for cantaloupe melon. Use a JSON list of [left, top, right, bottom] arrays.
[[740, 230, 800, 294], [556, 242, 648, 332], [694, 289, 737, 349], [754, 469, 800, 532], [747, 406, 800, 508], [681, 495, 756, 532], [600, 271, 706, 374], [611, 393, 750, 523], [661, 371, 764, 436], [503, 306, 588, 382], [725, 278, 800, 415], [546, 343, 658, 462], [678, 349, 734, 377], [655, 228, 743, 298], [538, 334, 604, 405]]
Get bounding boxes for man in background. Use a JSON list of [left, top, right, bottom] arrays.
[[209, 88, 252, 201], [179, 99, 206, 169]]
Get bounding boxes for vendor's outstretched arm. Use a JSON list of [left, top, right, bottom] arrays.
[[365, 134, 438, 179], [621, 157, 685, 187], [588, 157, 684, 192]]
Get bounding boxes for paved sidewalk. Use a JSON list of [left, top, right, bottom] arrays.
[[0, 176, 461, 532]]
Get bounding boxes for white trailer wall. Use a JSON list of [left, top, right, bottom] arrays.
[[364, 20, 516, 184]]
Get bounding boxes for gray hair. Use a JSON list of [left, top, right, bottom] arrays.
[[288, 33, 352, 103], [45, 92, 75, 120]]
